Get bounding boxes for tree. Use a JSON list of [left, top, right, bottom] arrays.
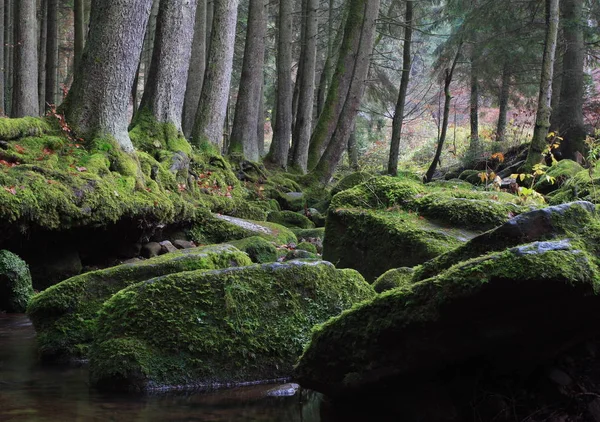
[[11, 0, 38, 117], [182, 0, 207, 138], [64, 0, 154, 152], [229, 0, 266, 162], [525, 0, 560, 171], [192, 0, 239, 150], [267, 0, 293, 168], [387, 0, 414, 176], [0, 0, 4, 115], [135, 0, 198, 131], [45, 0, 58, 110], [290, 0, 318, 172], [496, 60, 511, 142]]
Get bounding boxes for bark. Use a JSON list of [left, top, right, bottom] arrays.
[[38, 0, 47, 114], [469, 57, 479, 158], [136, 0, 197, 131], [182, 0, 207, 138], [64, 0, 154, 152], [549, 49, 563, 130], [11, 0, 38, 117], [206, 0, 214, 53], [74, 0, 85, 72], [425, 45, 462, 183], [316, 0, 335, 117], [45, 0, 58, 109], [191, 0, 239, 149], [257, 79, 265, 156], [0, 0, 4, 115], [312, 0, 381, 184], [267, 0, 293, 168], [347, 126, 358, 170], [290, 0, 318, 172], [4, 0, 12, 115], [556, 0, 586, 159], [525, 0, 560, 171], [229, 0, 266, 161], [496, 60, 511, 143], [387, 0, 413, 176], [306, 0, 368, 171]]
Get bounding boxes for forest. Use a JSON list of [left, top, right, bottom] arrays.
[[0, 0, 599, 421]]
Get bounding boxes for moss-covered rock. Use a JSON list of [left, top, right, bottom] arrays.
[[27, 244, 252, 360], [293, 228, 325, 241], [189, 213, 297, 245], [296, 235, 600, 400], [226, 237, 278, 263], [331, 176, 426, 210], [89, 261, 375, 392], [297, 242, 318, 254], [458, 169, 483, 185], [534, 159, 584, 194], [267, 211, 315, 229], [372, 267, 415, 294], [323, 208, 464, 281], [331, 172, 373, 196], [547, 166, 600, 205], [0, 250, 34, 313]]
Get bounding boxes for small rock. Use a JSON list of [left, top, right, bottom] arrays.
[[173, 239, 196, 250], [159, 240, 178, 254], [142, 242, 162, 258], [548, 368, 572, 387], [266, 383, 300, 397]]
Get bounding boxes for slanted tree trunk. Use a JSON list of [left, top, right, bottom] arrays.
[[267, 0, 293, 168], [11, 0, 38, 117], [290, 0, 318, 172], [306, 0, 368, 171], [182, 0, 207, 139], [45, 0, 58, 109], [191, 0, 239, 149], [525, 0, 560, 171], [135, 0, 197, 131], [556, 0, 586, 160], [257, 80, 265, 156], [64, 0, 154, 151], [496, 60, 511, 143], [387, 0, 413, 176], [316, 0, 336, 118], [425, 45, 462, 183], [229, 0, 266, 161], [311, 0, 381, 184]]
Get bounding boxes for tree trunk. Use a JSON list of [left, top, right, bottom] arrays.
[[0, 0, 4, 115], [496, 60, 511, 143], [306, 0, 367, 171], [257, 79, 265, 156], [425, 45, 462, 183], [311, 0, 380, 184], [468, 53, 480, 160], [4, 0, 12, 116], [267, 0, 293, 168], [38, 0, 47, 114], [136, 0, 197, 131], [74, 0, 85, 72], [45, 0, 58, 110], [348, 126, 358, 170], [191, 0, 239, 149], [556, 0, 586, 160], [11, 0, 38, 117], [316, 0, 335, 118], [206, 0, 214, 55], [524, 0, 560, 171], [64, 0, 154, 151], [182, 0, 207, 138], [290, 0, 318, 172], [229, 0, 266, 161], [387, 0, 413, 176], [549, 49, 563, 130]]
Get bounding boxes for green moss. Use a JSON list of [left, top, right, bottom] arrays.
[[331, 176, 426, 210], [297, 242, 318, 254], [189, 213, 297, 245], [0, 117, 51, 140], [372, 267, 415, 294], [331, 172, 373, 196], [458, 169, 484, 185], [534, 159, 584, 194], [27, 244, 252, 360], [226, 237, 278, 263], [89, 261, 375, 391], [267, 211, 315, 229], [129, 109, 192, 157], [293, 228, 326, 241], [0, 250, 34, 313]]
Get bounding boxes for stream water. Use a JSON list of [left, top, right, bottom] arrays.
[[0, 314, 329, 422]]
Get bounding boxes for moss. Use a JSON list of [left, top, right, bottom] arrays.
[[89, 261, 375, 391], [295, 239, 600, 398], [285, 250, 320, 261], [226, 237, 278, 263], [27, 244, 251, 360], [293, 228, 326, 241], [189, 213, 297, 246], [202, 196, 268, 221], [372, 267, 415, 294], [249, 199, 281, 213], [267, 211, 315, 229], [331, 172, 373, 196], [0, 250, 34, 313], [129, 109, 192, 157], [458, 169, 484, 185], [548, 167, 600, 205], [534, 159, 584, 194], [331, 176, 426, 210], [297, 242, 318, 254], [323, 208, 463, 281], [0, 117, 51, 140]]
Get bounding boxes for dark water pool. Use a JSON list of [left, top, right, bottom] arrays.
[[0, 314, 327, 422]]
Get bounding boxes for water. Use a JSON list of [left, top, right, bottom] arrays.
[[0, 314, 325, 422]]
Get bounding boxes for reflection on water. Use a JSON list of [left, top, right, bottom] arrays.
[[0, 314, 324, 422]]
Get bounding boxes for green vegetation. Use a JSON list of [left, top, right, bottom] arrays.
[[0, 250, 34, 313], [226, 237, 278, 263]]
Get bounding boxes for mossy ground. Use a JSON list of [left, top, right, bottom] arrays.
[[226, 237, 278, 263], [0, 250, 34, 313], [89, 261, 375, 391], [27, 245, 251, 360], [267, 211, 315, 229]]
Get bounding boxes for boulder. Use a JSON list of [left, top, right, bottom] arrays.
[[296, 242, 318, 254], [226, 236, 278, 263], [173, 239, 195, 250], [89, 261, 375, 392], [372, 267, 414, 294], [142, 242, 162, 258], [0, 250, 34, 313], [331, 172, 373, 196], [159, 240, 178, 254], [27, 244, 252, 360], [534, 159, 583, 194], [267, 211, 315, 229]]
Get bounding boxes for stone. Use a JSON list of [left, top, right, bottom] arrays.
[[267, 211, 315, 229], [226, 237, 278, 264], [141, 242, 162, 258], [173, 239, 196, 250], [159, 240, 178, 254]]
